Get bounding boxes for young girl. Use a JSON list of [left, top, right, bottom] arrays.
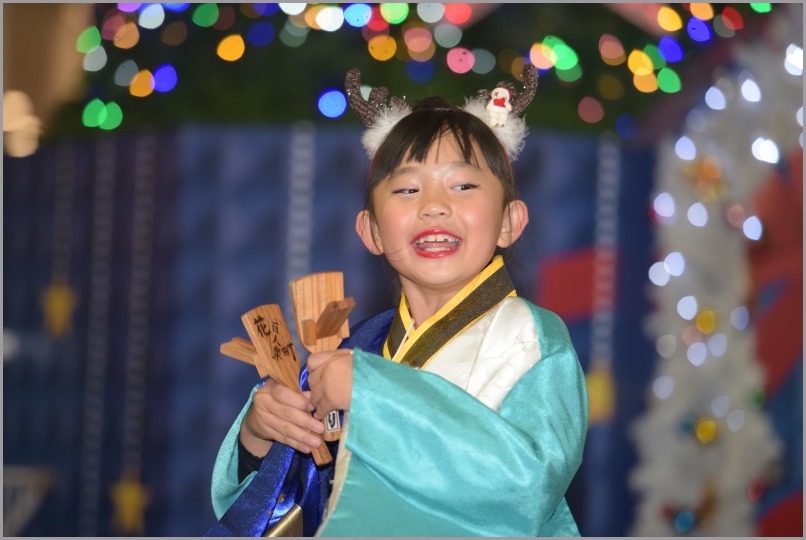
[[207, 65, 588, 537]]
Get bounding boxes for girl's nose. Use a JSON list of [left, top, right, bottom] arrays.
[[419, 196, 450, 218]]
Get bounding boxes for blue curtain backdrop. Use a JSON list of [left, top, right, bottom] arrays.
[[4, 125, 656, 536]]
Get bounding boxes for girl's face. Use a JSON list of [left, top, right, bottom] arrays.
[[357, 134, 527, 299]]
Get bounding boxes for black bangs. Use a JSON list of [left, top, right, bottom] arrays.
[[366, 98, 516, 214]]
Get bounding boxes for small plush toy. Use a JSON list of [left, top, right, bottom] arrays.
[[485, 87, 512, 127]]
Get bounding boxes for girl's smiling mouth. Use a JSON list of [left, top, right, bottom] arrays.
[[412, 229, 462, 257]]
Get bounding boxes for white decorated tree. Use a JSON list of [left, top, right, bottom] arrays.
[[630, 4, 802, 536]]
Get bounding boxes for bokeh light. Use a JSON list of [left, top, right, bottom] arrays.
[[689, 3, 714, 21], [344, 4, 372, 27], [695, 309, 716, 334], [83, 46, 107, 72], [379, 3, 409, 25], [212, 6, 236, 31], [77, 26, 102, 53], [694, 417, 717, 443], [730, 306, 750, 330], [114, 59, 139, 86], [529, 42, 555, 70], [657, 67, 681, 93], [162, 20, 188, 46], [704, 86, 726, 110], [677, 296, 698, 320], [368, 35, 397, 61], [253, 3, 279, 16], [470, 48, 495, 74], [117, 3, 141, 13], [557, 64, 582, 84], [643, 44, 665, 70], [597, 73, 624, 100], [599, 34, 625, 66], [687, 17, 712, 42], [664, 252, 685, 276], [82, 98, 107, 127], [687, 342, 707, 366], [316, 6, 345, 32], [138, 3, 165, 30], [279, 3, 306, 16], [633, 72, 658, 93], [657, 6, 683, 31], [317, 89, 347, 118], [627, 50, 653, 75], [615, 114, 638, 140], [446, 47, 474, 74], [404, 26, 433, 53], [217, 34, 245, 61], [720, 6, 744, 30], [740, 77, 761, 102], [649, 261, 670, 286], [129, 69, 154, 97], [687, 202, 708, 227], [366, 5, 390, 31], [707, 333, 727, 357], [153, 64, 178, 92], [742, 215, 763, 240], [102, 13, 126, 40], [444, 3, 472, 25], [406, 59, 435, 83], [434, 23, 462, 48], [114, 22, 140, 49], [784, 44, 803, 76], [652, 375, 674, 399], [99, 101, 123, 130], [578, 96, 604, 123], [658, 36, 684, 63], [247, 22, 275, 47], [675, 136, 697, 160], [164, 3, 190, 13], [751, 137, 779, 164], [653, 192, 676, 219], [417, 3, 445, 24], [749, 3, 772, 14], [192, 3, 220, 27]]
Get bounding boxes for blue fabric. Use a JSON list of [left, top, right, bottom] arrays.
[[205, 310, 394, 536]]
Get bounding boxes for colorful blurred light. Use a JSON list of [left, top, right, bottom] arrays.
[[740, 77, 761, 102], [444, 3, 472, 25], [317, 89, 347, 118], [217, 35, 245, 61], [749, 3, 772, 14], [247, 22, 274, 47], [695, 417, 718, 443], [406, 59, 435, 83], [316, 6, 345, 32], [675, 136, 696, 160], [163, 3, 190, 13], [129, 70, 154, 97], [704, 86, 726, 110], [192, 4, 220, 27], [114, 22, 140, 49], [653, 192, 676, 219], [785, 44, 803, 76], [598, 73, 624, 100], [689, 3, 714, 21], [279, 3, 306, 16], [117, 3, 141, 13], [162, 20, 188, 46], [557, 64, 582, 83], [627, 50, 654, 75], [657, 67, 681, 93], [404, 26, 433, 53], [687, 202, 708, 227], [677, 296, 698, 320], [658, 36, 684, 63], [253, 3, 279, 16], [99, 101, 123, 130], [446, 47, 474, 74], [76, 26, 102, 53], [434, 23, 462, 48], [598, 34, 625, 66], [720, 6, 744, 30], [687, 17, 712, 42], [730, 306, 749, 330], [657, 6, 683, 31], [713, 15, 736, 38], [643, 44, 665, 69], [102, 13, 126, 40], [695, 309, 717, 334], [366, 5, 389, 31], [368, 34, 397, 61], [83, 46, 107, 72], [470, 48, 495, 74], [615, 113, 637, 140], [578, 96, 604, 123], [279, 23, 308, 47], [212, 6, 236, 31], [138, 3, 165, 29], [82, 98, 107, 127], [153, 64, 178, 92], [408, 41, 436, 62], [417, 3, 445, 24], [379, 3, 409, 25], [529, 42, 555, 70], [751, 137, 779, 164], [344, 4, 372, 27], [114, 60, 139, 86]]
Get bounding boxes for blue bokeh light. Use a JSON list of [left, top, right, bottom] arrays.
[[615, 113, 638, 140], [318, 89, 348, 118], [253, 3, 279, 16], [344, 4, 372, 28], [687, 17, 712, 43], [658, 36, 684, 63], [406, 60, 436, 84], [163, 3, 190, 13], [247, 22, 275, 47], [153, 64, 178, 92]]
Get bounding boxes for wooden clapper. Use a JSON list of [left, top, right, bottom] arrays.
[[220, 272, 355, 467]]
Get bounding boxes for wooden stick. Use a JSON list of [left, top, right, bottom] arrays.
[[241, 304, 332, 466], [289, 272, 354, 442]]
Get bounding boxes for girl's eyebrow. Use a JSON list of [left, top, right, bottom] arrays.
[[389, 161, 481, 179]]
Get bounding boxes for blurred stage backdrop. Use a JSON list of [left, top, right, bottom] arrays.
[[3, 3, 802, 537]]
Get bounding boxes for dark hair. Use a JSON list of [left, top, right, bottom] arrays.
[[365, 96, 518, 219]]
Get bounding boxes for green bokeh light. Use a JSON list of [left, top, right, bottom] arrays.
[[556, 64, 582, 83], [82, 98, 107, 127], [657, 67, 681, 93], [379, 3, 409, 24], [192, 3, 220, 28], [99, 102, 123, 130], [643, 44, 666, 70], [76, 26, 101, 53], [749, 3, 772, 14], [552, 43, 579, 70]]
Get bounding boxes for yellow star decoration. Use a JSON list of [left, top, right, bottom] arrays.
[[40, 279, 78, 338], [585, 362, 616, 425], [682, 156, 725, 203], [109, 472, 150, 535]]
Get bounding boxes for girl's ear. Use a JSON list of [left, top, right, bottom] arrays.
[[497, 200, 529, 248], [355, 210, 384, 255]]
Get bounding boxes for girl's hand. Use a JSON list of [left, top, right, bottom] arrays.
[[240, 379, 325, 456], [307, 349, 354, 419]]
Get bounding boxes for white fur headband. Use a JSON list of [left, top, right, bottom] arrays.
[[344, 64, 538, 162]]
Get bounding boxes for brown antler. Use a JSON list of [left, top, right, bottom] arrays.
[[345, 68, 408, 126], [510, 63, 538, 116]]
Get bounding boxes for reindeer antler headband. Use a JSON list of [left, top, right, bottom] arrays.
[[345, 63, 538, 162]]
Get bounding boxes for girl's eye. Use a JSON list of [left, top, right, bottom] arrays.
[[453, 183, 479, 191], [392, 188, 418, 195]]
